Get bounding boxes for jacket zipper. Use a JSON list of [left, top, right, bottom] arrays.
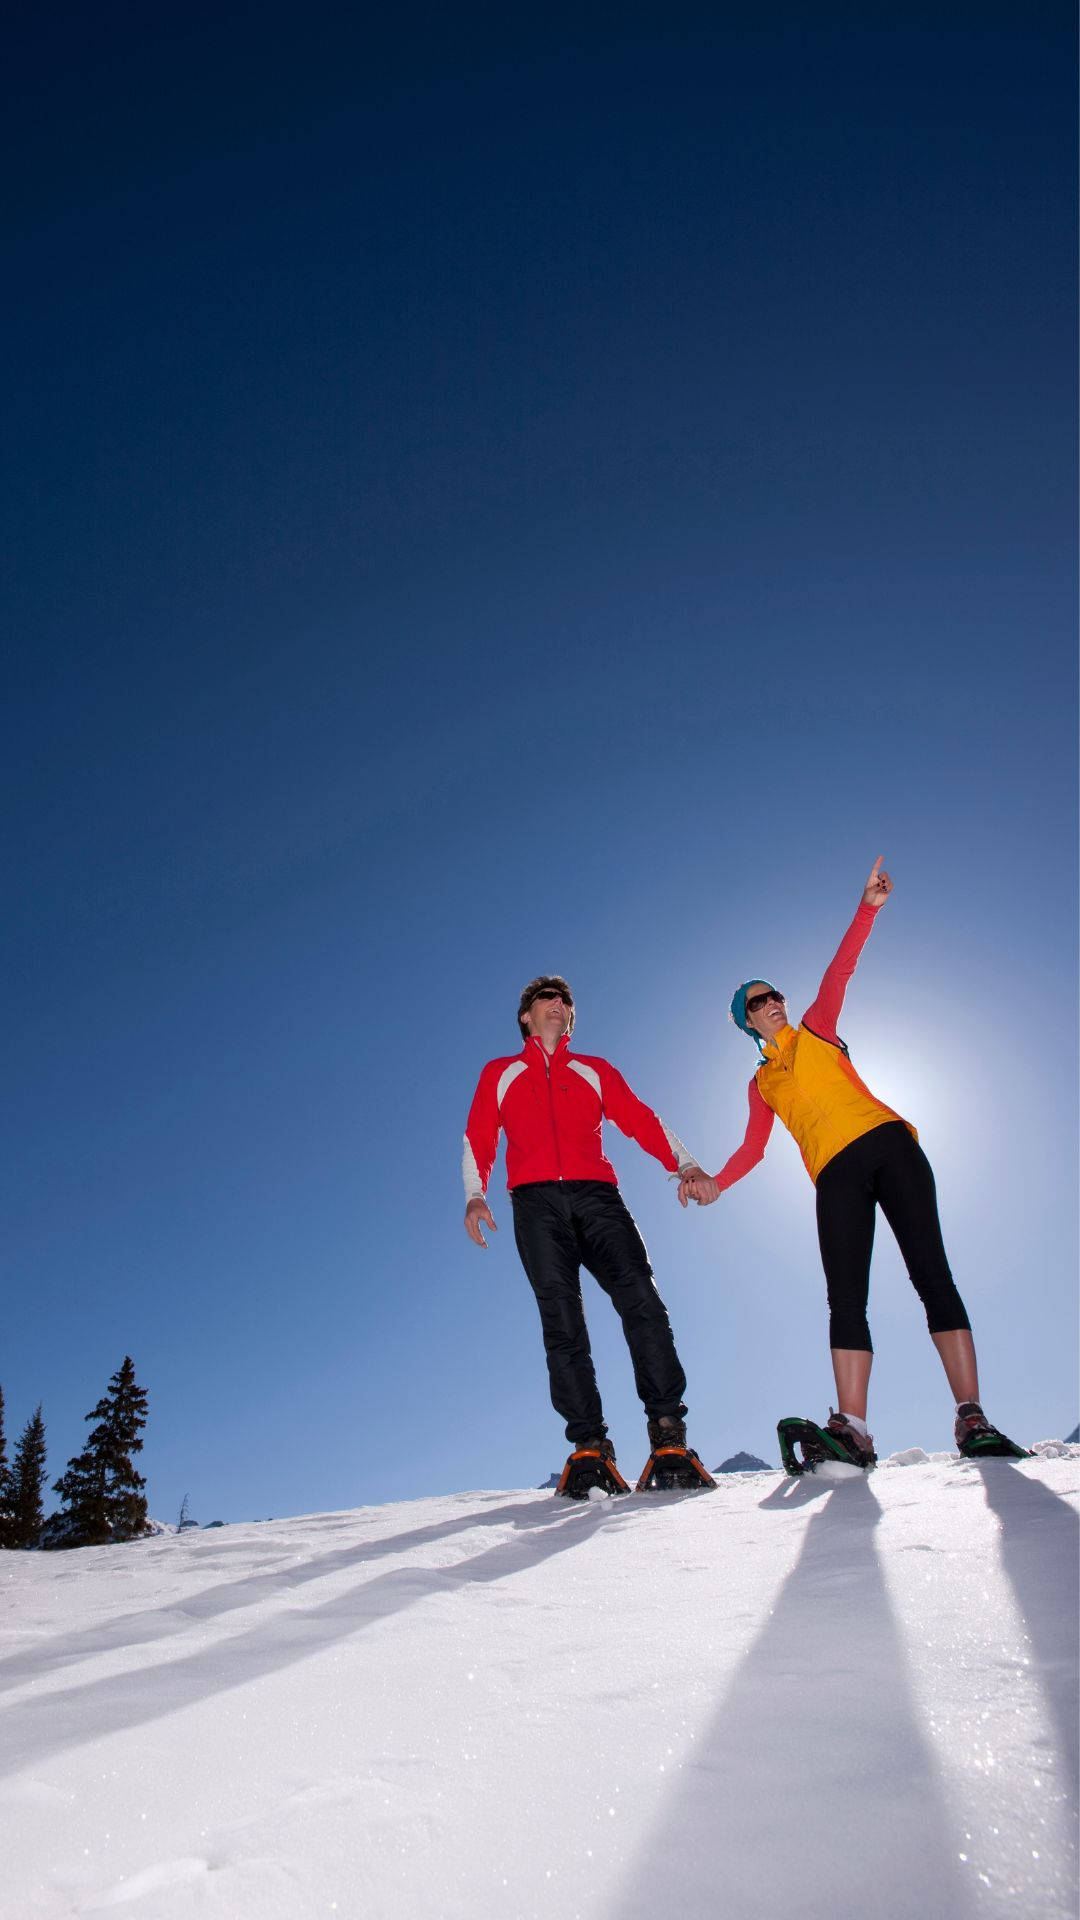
[[534, 1039, 564, 1180]]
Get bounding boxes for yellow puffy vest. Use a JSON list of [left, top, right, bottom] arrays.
[[757, 1022, 916, 1184]]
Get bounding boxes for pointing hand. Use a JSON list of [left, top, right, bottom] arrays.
[[862, 856, 893, 908]]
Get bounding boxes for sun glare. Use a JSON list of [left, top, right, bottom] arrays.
[[848, 1022, 966, 1146]]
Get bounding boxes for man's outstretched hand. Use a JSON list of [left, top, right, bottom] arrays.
[[678, 1168, 720, 1207], [862, 855, 893, 908], [464, 1197, 497, 1247]]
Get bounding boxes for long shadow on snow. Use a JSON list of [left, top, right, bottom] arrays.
[[1, 1495, 623, 1775], [0, 1494, 584, 1693], [612, 1472, 975, 1920], [976, 1461, 1079, 1799]]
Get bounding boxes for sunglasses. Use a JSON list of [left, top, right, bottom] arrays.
[[531, 988, 572, 1006], [745, 989, 785, 1014]]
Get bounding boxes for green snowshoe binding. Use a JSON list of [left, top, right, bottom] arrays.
[[954, 1402, 1030, 1460], [777, 1415, 877, 1477], [958, 1430, 1030, 1461], [555, 1441, 631, 1499]]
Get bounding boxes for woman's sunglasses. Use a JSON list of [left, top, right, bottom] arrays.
[[745, 989, 785, 1014]]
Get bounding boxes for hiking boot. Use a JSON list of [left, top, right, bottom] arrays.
[[953, 1402, 1029, 1458], [825, 1410, 877, 1468], [556, 1437, 630, 1499], [954, 1401, 991, 1448], [638, 1414, 716, 1489]]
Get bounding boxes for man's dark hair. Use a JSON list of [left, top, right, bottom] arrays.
[[517, 975, 575, 1040]]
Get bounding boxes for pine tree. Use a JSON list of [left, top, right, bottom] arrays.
[[7, 1406, 48, 1550], [49, 1357, 151, 1549], [0, 1384, 12, 1547]]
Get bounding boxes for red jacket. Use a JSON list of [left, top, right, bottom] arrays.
[[463, 1034, 696, 1198]]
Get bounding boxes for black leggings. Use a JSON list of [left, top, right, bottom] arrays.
[[511, 1180, 687, 1443], [814, 1122, 971, 1352]]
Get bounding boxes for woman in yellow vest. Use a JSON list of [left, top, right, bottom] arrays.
[[683, 859, 1024, 1466]]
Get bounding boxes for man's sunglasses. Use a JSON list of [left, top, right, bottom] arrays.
[[745, 989, 785, 1013], [530, 988, 572, 1007]]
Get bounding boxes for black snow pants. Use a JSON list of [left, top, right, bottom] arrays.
[[510, 1180, 687, 1444], [815, 1121, 972, 1351]]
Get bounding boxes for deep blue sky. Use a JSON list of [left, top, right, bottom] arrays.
[[4, 6, 1076, 1521]]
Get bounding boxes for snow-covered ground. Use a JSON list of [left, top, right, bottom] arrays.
[[2, 1447, 1076, 1920]]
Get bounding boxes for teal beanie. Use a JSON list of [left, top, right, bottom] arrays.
[[730, 980, 778, 1058]]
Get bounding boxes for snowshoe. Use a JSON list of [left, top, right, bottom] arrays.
[[555, 1441, 631, 1500], [635, 1446, 717, 1492], [958, 1429, 1030, 1460], [777, 1415, 876, 1477], [954, 1403, 1030, 1459]]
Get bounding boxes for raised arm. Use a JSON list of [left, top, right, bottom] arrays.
[[802, 857, 893, 1044]]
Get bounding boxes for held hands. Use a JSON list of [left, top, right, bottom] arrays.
[[464, 1197, 497, 1247], [678, 1166, 720, 1208], [862, 855, 893, 909]]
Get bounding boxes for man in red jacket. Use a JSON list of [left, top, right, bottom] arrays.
[[463, 974, 714, 1496]]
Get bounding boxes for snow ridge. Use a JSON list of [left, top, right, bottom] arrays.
[[1, 1450, 1076, 1919]]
